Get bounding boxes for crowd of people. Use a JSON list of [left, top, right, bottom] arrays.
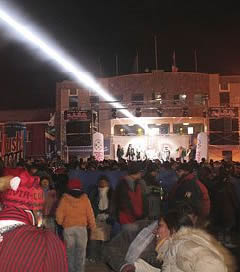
[[0, 155, 239, 271]]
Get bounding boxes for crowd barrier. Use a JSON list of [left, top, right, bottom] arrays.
[[68, 170, 127, 193]]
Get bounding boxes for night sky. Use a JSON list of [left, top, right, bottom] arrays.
[[0, 0, 239, 110]]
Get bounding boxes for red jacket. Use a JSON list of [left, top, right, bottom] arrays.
[[196, 180, 210, 217]]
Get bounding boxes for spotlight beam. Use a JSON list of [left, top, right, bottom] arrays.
[[0, 6, 146, 129]]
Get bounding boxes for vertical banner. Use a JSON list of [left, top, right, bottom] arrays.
[[93, 132, 104, 161], [195, 132, 208, 163]]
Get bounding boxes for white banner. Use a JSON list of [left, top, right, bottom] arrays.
[[195, 132, 208, 163], [93, 132, 104, 161]]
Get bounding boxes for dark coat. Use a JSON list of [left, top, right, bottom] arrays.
[[88, 186, 114, 218], [169, 173, 203, 212], [211, 177, 240, 229]]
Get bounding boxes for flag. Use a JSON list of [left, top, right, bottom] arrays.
[[154, 35, 158, 70], [115, 54, 119, 75], [172, 50, 178, 72], [131, 50, 139, 73], [194, 49, 198, 72], [48, 113, 55, 127]]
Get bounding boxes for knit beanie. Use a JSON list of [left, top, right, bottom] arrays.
[[1, 168, 44, 211], [68, 179, 83, 190]]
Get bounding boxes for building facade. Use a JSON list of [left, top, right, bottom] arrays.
[[56, 71, 240, 161], [0, 108, 54, 164]]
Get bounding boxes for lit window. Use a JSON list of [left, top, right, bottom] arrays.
[[153, 92, 166, 103], [180, 94, 187, 100], [68, 88, 78, 96], [220, 83, 229, 91], [188, 127, 194, 134], [174, 94, 186, 104]]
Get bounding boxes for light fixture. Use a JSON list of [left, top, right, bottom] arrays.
[[137, 128, 143, 135], [181, 94, 187, 99]]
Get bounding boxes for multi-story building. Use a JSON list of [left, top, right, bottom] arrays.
[[56, 70, 240, 161]]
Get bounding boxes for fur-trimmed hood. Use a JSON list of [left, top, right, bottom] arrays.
[[157, 227, 237, 272]]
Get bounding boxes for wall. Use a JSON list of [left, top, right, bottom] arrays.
[[25, 124, 46, 157]]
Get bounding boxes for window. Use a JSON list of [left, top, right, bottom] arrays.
[[68, 88, 78, 96], [188, 127, 194, 134], [69, 96, 78, 108], [173, 123, 204, 135], [90, 96, 99, 104], [220, 92, 230, 106], [152, 92, 166, 103], [179, 94, 187, 101], [115, 95, 123, 102], [148, 124, 170, 134], [131, 94, 144, 105], [220, 83, 229, 91], [173, 94, 186, 104], [114, 124, 145, 136], [194, 94, 203, 105]]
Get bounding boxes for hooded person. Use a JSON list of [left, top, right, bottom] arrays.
[[0, 169, 68, 272], [56, 178, 96, 272]]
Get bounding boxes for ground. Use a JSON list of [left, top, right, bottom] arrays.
[[86, 263, 111, 272]]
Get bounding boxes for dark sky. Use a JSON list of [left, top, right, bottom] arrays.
[[0, 0, 239, 109]]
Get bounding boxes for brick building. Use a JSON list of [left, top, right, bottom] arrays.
[[56, 70, 240, 161], [0, 108, 54, 164]]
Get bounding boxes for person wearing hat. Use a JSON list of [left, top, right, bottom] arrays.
[[114, 162, 148, 233], [56, 178, 96, 272], [0, 169, 68, 272]]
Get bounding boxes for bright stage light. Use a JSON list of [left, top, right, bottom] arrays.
[[0, 5, 146, 129]]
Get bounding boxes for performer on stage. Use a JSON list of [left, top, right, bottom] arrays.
[[126, 144, 135, 161], [161, 145, 171, 162], [186, 144, 196, 161], [117, 144, 124, 161], [176, 146, 187, 162]]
